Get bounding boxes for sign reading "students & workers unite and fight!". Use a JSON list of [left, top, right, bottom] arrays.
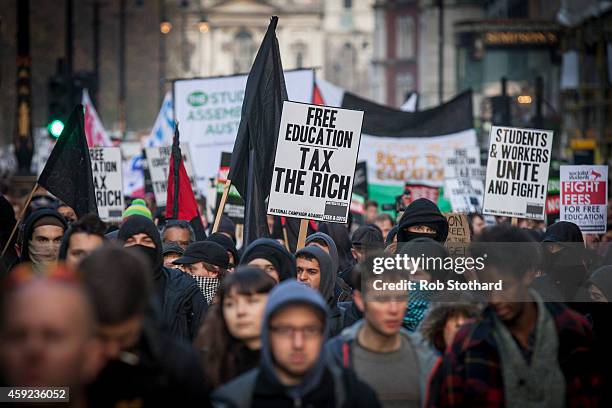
[[483, 126, 553, 220], [267, 101, 363, 223]]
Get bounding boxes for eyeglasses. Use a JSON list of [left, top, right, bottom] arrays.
[[270, 325, 323, 339]]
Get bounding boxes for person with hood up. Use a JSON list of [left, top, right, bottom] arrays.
[[15, 208, 67, 273], [296, 246, 346, 336], [212, 280, 380, 408], [351, 225, 385, 262], [240, 238, 296, 283], [534, 221, 588, 302], [326, 258, 437, 408], [396, 198, 449, 243], [318, 223, 357, 287], [305, 231, 352, 302], [117, 214, 207, 341]]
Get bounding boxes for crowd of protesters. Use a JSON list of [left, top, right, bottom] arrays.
[[1, 190, 612, 407]]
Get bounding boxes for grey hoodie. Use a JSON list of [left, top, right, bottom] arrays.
[[296, 246, 334, 306], [305, 232, 339, 275], [213, 280, 344, 407]]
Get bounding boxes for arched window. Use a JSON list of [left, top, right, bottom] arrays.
[[396, 15, 415, 59], [233, 29, 255, 73]]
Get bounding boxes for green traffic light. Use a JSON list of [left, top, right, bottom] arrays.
[[48, 120, 65, 138]]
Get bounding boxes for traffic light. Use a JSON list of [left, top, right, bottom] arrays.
[[47, 73, 72, 139]]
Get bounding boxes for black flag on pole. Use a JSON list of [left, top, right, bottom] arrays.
[[228, 16, 288, 246], [38, 105, 98, 217]]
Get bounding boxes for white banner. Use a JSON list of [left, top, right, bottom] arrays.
[[173, 69, 315, 193], [89, 147, 123, 222], [483, 126, 553, 220], [145, 144, 196, 207], [357, 129, 477, 188], [560, 165, 608, 233], [268, 102, 363, 223]]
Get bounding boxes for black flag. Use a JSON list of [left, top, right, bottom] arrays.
[[38, 105, 98, 217], [228, 16, 288, 246]]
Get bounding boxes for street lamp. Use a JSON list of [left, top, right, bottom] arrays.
[[198, 17, 209, 33], [160, 19, 172, 34]]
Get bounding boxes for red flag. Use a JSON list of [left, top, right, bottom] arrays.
[[165, 127, 200, 222]]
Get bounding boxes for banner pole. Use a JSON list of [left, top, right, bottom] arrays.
[[296, 218, 309, 250], [212, 179, 232, 233], [282, 226, 290, 251], [1, 183, 38, 257]]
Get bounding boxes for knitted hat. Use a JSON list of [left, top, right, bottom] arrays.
[[123, 199, 152, 220]]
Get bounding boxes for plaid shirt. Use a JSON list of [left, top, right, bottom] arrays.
[[426, 302, 602, 408]]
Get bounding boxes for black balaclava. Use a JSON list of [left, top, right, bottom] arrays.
[[397, 198, 449, 243], [542, 221, 587, 300], [118, 215, 163, 279]]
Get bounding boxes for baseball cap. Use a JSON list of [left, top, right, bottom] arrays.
[[173, 241, 229, 269]]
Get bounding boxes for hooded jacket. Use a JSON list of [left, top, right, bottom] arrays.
[[213, 281, 380, 408], [117, 215, 207, 341], [296, 246, 345, 336], [318, 223, 356, 286], [305, 232, 352, 302], [17, 208, 67, 264], [397, 198, 449, 243], [240, 238, 296, 281]]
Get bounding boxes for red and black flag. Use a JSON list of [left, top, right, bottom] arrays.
[[38, 105, 98, 217], [228, 16, 288, 247], [165, 124, 206, 240]]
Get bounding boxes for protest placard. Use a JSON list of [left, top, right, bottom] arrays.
[[444, 146, 481, 179], [89, 147, 123, 222], [560, 165, 608, 233], [482, 126, 553, 220], [445, 178, 484, 213], [444, 213, 470, 256], [216, 152, 245, 223], [145, 144, 196, 207], [267, 101, 363, 223]]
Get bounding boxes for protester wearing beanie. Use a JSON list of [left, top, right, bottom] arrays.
[[123, 198, 152, 220], [207, 232, 239, 271], [396, 198, 449, 243], [240, 238, 296, 283]]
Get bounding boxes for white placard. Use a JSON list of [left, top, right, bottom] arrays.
[[89, 147, 124, 222], [173, 70, 315, 193], [267, 101, 363, 223], [560, 165, 608, 233], [444, 146, 482, 179], [145, 144, 196, 207], [482, 126, 553, 220], [445, 178, 485, 214]]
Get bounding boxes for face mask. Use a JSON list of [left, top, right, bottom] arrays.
[[398, 230, 438, 244], [193, 276, 219, 304], [127, 244, 161, 273], [28, 239, 60, 265], [403, 287, 432, 332]]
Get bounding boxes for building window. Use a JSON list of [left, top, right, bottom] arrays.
[[233, 29, 255, 73], [396, 15, 415, 59], [344, 0, 352, 9], [396, 71, 415, 106], [292, 42, 307, 69]]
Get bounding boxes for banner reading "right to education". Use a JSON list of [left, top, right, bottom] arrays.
[[482, 126, 553, 220]]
